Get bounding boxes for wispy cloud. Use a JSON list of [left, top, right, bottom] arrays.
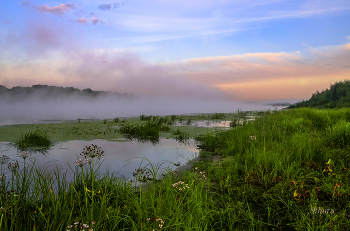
[[65, 3, 77, 9], [110, 27, 265, 43], [91, 17, 100, 25], [1, 21, 11, 24], [22, 1, 30, 6], [99, 0, 350, 44], [98, 2, 123, 10]]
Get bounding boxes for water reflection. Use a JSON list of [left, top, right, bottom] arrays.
[[0, 138, 198, 186], [174, 118, 256, 128], [123, 135, 160, 145], [175, 120, 232, 128]]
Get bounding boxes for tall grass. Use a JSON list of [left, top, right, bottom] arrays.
[[14, 130, 51, 151], [118, 121, 171, 139], [1, 107, 349, 230]]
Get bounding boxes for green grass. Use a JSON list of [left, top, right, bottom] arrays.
[[14, 130, 52, 151], [210, 113, 225, 120], [1, 108, 349, 230], [118, 121, 171, 139], [0, 112, 254, 143]]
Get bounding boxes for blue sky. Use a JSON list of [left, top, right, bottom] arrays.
[[0, 0, 350, 102]]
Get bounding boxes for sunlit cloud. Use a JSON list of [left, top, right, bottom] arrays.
[[36, 3, 76, 15], [1, 0, 350, 105], [1, 42, 349, 101]]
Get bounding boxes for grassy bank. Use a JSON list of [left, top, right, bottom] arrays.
[[1, 107, 349, 230]]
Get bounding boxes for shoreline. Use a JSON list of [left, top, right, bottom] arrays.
[[130, 153, 214, 193]]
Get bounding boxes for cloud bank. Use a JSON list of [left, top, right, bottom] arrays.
[[1, 16, 350, 102], [1, 1, 349, 104], [2, 39, 349, 102]]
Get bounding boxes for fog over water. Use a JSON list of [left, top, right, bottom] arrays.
[[0, 95, 294, 126]]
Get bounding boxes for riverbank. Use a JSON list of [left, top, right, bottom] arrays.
[[1, 107, 349, 230]]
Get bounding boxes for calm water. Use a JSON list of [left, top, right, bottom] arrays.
[[174, 117, 257, 128], [0, 138, 198, 186]]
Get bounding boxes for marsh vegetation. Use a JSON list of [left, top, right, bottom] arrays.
[[14, 130, 52, 152], [0, 108, 349, 230]]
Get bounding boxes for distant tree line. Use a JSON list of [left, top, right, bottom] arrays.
[[288, 79, 350, 109], [0, 84, 136, 102]]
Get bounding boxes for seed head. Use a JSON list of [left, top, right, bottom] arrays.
[[18, 151, 30, 159], [8, 160, 19, 172], [0, 155, 10, 165], [74, 158, 86, 167]]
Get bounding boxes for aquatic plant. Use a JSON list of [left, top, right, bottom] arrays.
[[118, 121, 170, 138], [211, 113, 225, 119], [14, 130, 51, 151], [172, 128, 182, 135]]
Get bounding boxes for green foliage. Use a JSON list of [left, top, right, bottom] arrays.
[[195, 133, 223, 152], [210, 113, 225, 119], [288, 79, 350, 109], [2, 108, 350, 230], [139, 115, 169, 124], [118, 121, 171, 138], [15, 130, 51, 151], [280, 117, 312, 133], [326, 120, 350, 148]]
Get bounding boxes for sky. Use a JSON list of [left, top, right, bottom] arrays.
[[0, 0, 350, 103]]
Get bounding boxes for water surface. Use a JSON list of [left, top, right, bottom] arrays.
[[0, 138, 198, 185]]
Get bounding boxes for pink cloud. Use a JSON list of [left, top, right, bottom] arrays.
[[173, 47, 350, 101], [1, 21, 10, 24], [77, 18, 88, 25], [36, 3, 76, 15], [1, 19, 350, 104], [91, 17, 100, 25]]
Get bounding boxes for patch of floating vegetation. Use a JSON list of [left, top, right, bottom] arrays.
[[0, 111, 268, 143]]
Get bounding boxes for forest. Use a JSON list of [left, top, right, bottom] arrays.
[[288, 79, 350, 109], [0, 84, 136, 102]]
